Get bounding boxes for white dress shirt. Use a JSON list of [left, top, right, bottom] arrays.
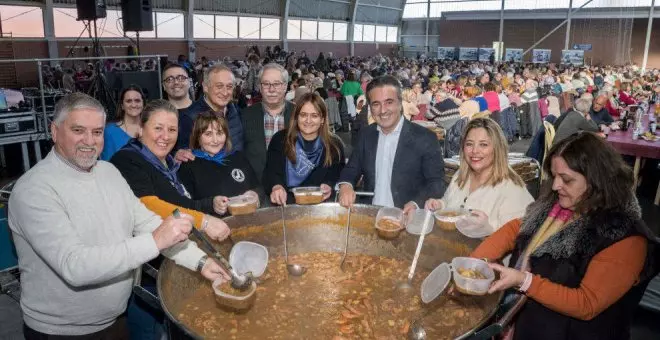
[[372, 116, 405, 207]]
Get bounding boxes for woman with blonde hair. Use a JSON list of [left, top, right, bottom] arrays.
[[402, 88, 420, 120], [425, 117, 533, 236]]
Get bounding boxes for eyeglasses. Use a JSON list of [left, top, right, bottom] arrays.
[[261, 82, 285, 89], [163, 75, 189, 84]]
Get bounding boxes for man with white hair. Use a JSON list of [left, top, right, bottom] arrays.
[[553, 97, 599, 144], [176, 64, 244, 160], [9, 93, 229, 339], [241, 63, 294, 180]]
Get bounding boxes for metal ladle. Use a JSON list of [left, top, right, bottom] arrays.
[[172, 209, 253, 291], [397, 209, 433, 292], [340, 206, 352, 270], [281, 205, 307, 276]]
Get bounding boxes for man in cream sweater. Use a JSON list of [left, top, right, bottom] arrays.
[[8, 93, 229, 339]]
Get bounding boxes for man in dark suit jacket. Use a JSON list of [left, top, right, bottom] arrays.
[[240, 63, 295, 180], [338, 75, 446, 211]]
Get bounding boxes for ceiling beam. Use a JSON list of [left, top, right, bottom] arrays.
[[349, 0, 359, 56]]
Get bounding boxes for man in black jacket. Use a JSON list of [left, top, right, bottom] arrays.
[[240, 63, 294, 180], [337, 75, 446, 211]]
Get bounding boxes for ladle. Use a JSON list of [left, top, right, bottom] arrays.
[[339, 206, 352, 270], [281, 205, 307, 276], [172, 209, 253, 290], [397, 209, 432, 292]]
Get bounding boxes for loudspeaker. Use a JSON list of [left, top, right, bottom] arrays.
[[76, 0, 107, 20], [121, 0, 154, 32]]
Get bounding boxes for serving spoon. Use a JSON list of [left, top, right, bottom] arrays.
[[396, 209, 433, 292], [340, 206, 352, 270], [172, 209, 253, 291], [281, 205, 307, 276]]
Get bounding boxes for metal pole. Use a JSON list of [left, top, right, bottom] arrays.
[[522, 0, 593, 56], [425, 1, 431, 54], [0, 55, 165, 64], [642, 0, 656, 72], [157, 57, 163, 99], [36, 60, 50, 139], [565, 0, 573, 50], [498, 0, 504, 61]]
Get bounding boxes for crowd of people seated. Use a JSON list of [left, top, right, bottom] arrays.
[[7, 44, 660, 340]]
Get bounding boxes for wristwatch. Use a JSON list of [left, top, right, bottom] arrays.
[[196, 255, 208, 272]]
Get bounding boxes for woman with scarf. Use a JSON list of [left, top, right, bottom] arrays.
[[263, 92, 345, 205], [178, 113, 262, 214], [111, 100, 231, 241], [470, 132, 657, 340]]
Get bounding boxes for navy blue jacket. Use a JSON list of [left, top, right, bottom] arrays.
[[177, 97, 244, 151]]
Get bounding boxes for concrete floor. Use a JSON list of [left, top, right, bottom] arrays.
[[1, 136, 659, 339]]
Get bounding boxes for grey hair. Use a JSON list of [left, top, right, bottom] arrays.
[[204, 64, 235, 85], [53, 92, 106, 126], [258, 63, 289, 83], [575, 98, 592, 114]]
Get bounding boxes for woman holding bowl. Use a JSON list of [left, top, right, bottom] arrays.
[[178, 113, 262, 215], [471, 132, 657, 340], [263, 92, 345, 205], [422, 117, 534, 236]]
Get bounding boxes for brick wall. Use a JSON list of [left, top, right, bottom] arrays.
[[433, 18, 660, 67]]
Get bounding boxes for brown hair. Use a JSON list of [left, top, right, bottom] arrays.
[[141, 99, 177, 127], [115, 85, 145, 123], [463, 86, 481, 98], [284, 92, 341, 167], [456, 117, 525, 189], [189, 112, 232, 153], [540, 131, 634, 214]]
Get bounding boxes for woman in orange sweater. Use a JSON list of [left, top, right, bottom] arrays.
[[471, 131, 657, 340]]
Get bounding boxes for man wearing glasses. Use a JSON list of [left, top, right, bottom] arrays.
[[240, 63, 294, 180], [175, 64, 244, 160], [162, 63, 193, 112]]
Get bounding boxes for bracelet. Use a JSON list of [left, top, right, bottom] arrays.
[[196, 255, 208, 272], [201, 217, 209, 232]]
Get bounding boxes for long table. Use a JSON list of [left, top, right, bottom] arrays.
[[607, 113, 660, 205]]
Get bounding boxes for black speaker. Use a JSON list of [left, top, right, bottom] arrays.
[[121, 0, 154, 32], [76, 0, 107, 20]]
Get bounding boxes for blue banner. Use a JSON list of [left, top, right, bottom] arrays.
[[572, 44, 592, 51]]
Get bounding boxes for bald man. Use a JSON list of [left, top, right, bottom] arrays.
[[589, 94, 615, 128]]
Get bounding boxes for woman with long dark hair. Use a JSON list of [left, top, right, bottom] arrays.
[[471, 132, 658, 340], [263, 92, 345, 205], [101, 85, 144, 160]]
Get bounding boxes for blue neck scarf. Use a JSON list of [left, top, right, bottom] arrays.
[[192, 149, 229, 166], [285, 133, 324, 187], [123, 139, 190, 198]]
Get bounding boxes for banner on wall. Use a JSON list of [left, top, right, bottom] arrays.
[[532, 49, 551, 63], [504, 48, 523, 62], [478, 48, 495, 62], [561, 50, 585, 65], [458, 47, 479, 61], [437, 47, 456, 60]]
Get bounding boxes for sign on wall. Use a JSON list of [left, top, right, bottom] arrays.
[[504, 48, 523, 62], [478, 48, 495, 62], [458, 47, 479, 61], [572, 44, 592, 51], [532, 49, 551, 63], [437, 47, 456, 60], [561, 50, 585, 66]]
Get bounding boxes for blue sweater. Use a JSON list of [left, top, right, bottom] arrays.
[[101, 123, 131, 161], [177, 97, 244, 151]]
